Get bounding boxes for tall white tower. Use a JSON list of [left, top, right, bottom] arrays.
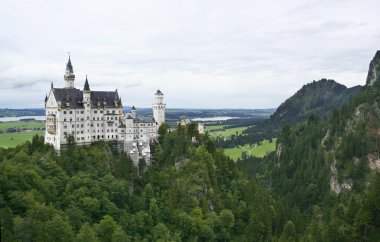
[[64, 56, 75, 88], [152, 90, 166, 126]]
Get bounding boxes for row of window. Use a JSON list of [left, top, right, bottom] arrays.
[[63, 109, 118, 115]]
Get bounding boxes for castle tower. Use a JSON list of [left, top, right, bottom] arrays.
[[130, 106, 137, 119], [152, 90, 166, 126], [64, 56, 75, 88]]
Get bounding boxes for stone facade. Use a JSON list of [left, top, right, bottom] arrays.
[[44, 57, 165, 165]]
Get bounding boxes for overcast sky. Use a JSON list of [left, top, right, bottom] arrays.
[[0, 0, 379, 109]]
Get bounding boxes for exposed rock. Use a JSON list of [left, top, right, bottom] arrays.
[[368, 154, 380, 170], [366, 50, 380, 86]]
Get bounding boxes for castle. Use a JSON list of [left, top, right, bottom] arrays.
[[44, 56, 165, 165]]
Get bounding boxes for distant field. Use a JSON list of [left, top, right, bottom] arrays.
[[0, 121, 45, 130], [0, 131, 44, 148], [206, 125, 248, 138], [224, 139, 277, 161]]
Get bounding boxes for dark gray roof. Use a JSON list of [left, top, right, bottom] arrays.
[[134, 117, 156, 123], [131, 105, 136, 110], [84, 76, 90, 91], [52, 88, 83, 108], [66, 57, 74, 73], [155, 89, 163, 95], [52, 88, 121, 108]]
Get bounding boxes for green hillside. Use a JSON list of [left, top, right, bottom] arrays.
[[270, 79, 362, 125], [239, 50, 380, 241]]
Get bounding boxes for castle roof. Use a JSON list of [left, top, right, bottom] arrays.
[[52, 88, 120, 108], [66, 56, 74, 73], [155, 89, 163, 95], [83, 76, 90, 91], [133, 117, 156, 123]]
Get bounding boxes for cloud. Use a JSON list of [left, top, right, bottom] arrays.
[[0, 0, 379, 108]]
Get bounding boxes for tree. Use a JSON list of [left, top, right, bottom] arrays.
[[280, 220, 296, 242], [152, 223, 171, 242], [76, 223, 98, 242]]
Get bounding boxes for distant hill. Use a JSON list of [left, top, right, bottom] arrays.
[[270, 79, 362, 125], [218, 79, 361, 148], [0, 108, 45, 117]]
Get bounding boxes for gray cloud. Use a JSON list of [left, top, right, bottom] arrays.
[[0, 0, 379, 109]]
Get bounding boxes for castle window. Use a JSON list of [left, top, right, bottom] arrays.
[[100, 111, 103, 113], [94, 111, 97, 114], [64, 111, 67, 114], [112, 110, 115, 114], [64, 119, 66, 122], [70, 111, 72, 114], [70, 118, 72, 122], [72, 125, 74, 128], [64, 132, 67, 135], [81, 111, 84, 114]]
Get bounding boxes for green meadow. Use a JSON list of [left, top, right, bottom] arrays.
[[0, 121, 45, 130], [224, 139, 277, 160], [0, 131, 45, 148], [206, 125, 248, 138]]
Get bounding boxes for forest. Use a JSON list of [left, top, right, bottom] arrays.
[[1, 54, 380, 241]]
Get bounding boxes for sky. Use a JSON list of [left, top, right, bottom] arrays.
[[0, 0, 379, 109]]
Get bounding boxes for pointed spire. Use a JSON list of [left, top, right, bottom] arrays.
[[84, 75, 90, 91], [131, 105, 136, 110], [66, 54, 74, 74], [51, 82, 53, 89], [45, 94, 48, 102]]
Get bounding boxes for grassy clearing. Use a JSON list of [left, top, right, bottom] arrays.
[[207, 125, 248, 138], [224, 139, 277, 161], [0, 121, 45, 130], [0, 131, 44, 148]]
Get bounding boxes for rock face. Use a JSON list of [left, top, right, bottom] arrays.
[[366, 50, 380, 86]]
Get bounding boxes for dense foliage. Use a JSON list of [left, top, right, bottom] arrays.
[[238, 75, 380, 241], [0, 127, 283, 241]]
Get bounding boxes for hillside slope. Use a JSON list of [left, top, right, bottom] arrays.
[[270, 79, 361, 125], [239, 50, 380, 241], [218, 79, 361, 148]]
